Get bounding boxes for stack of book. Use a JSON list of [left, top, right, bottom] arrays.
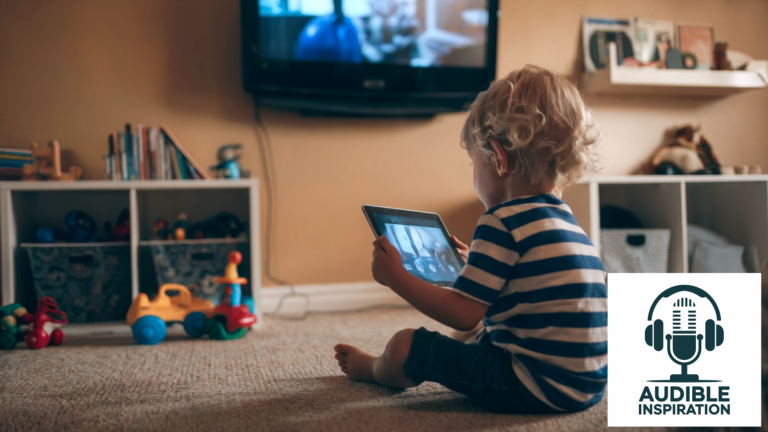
[[0, 147, 33, 180], [104, 123, 209, 181]]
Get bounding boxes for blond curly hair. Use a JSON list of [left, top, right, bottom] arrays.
[[461, 65, 600, 191]]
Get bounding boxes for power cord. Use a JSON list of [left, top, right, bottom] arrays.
[[253, 102, 310, 319], [252, 103, 414, 320]]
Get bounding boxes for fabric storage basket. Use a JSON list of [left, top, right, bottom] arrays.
[[22, 243, 132, 323], [148, 239, 249, 304], [600, 229, 671, 273]]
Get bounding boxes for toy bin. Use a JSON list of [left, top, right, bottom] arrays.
[[21, 243, 132, 323], [600, 229, 671, 273], [148, 239, 249, 304]]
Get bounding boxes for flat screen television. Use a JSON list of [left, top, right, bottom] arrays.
[[241, 0, 499, 116]]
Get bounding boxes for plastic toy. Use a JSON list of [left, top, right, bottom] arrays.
[[211, 144, 244, 179], [22, 140, 82, 181], [66, 210, 102, 242], [0, 303, 33, 350], [126, 283, 214, 345], [24, 297, 68, 350], [206, 251, 256, 340], [173, 213, 189, 240], [152, 219, 170, 240], [104, 209, 130, 242], [34, 227, 68, 243], [189, 212, 246, 239]]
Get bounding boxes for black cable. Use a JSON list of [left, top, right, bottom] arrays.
[[253, 101, 309, 318]]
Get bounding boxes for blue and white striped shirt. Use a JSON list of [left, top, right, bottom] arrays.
[[452, 194, 607, 412]]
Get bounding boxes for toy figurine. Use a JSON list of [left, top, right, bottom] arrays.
[[211, 144, 244, 180], [22, 140, 82, 181], [173, 213, 189, 240], [24, 297, 68, 349], [642, 125, 721, 175], [66, 210, 102, 243], [0, 303, 33, 350], [104, 209, 130, 242], [126, 283, 214, 345], [152, 219, 170, 240], [206, 251, 256, 340]]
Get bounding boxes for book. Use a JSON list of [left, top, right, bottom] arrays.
[[132, 130, 139, 180], [137, 124, 145, 180], [176, 148, 190, 179], [0, 153, 33, 161], [143, 127, 151, 180], [118, 132, 128, 180], [0, 148, 32, 155], [170, 144, 181, 179], [111, 133, 122, 181], [0, 167, 23, 176], [147, 127, 156, 180], [124, 124, 134, 180], [160, 124, 210, 179], [0, 160, 32, 168]]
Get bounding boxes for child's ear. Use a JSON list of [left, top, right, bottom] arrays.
[[488, 139, 508, 176]]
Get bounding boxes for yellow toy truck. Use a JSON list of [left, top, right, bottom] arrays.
[[126, 284, 214, 345]]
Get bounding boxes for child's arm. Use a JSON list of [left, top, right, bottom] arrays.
[[372, 236, 488, 331]]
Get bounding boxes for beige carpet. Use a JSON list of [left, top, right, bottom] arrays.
[[0, 307, 645, 432]]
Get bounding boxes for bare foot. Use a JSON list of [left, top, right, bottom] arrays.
[[334, 343, 377, 383]]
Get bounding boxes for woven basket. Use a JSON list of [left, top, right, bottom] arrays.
[[600, 229, 671, 273]]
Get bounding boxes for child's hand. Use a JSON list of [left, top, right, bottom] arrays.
[[451, 235, 469, 264], [371, 235, 406, 287]]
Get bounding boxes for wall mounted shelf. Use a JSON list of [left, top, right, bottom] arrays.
[[581, 42, 768, 97]]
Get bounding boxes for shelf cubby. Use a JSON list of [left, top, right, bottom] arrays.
[[0, 180, 261, 333], [562, 175, 768, 274]]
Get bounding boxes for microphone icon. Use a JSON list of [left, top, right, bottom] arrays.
[[644, 285, 725, 382], [665, 297, 703, 382]]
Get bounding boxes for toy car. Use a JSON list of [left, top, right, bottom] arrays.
[[126, 283, 214, 345]]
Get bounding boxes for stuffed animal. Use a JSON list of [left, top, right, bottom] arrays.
[[643, 125, 721, 175]]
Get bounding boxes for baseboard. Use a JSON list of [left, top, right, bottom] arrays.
[[260, 281, 409, 315]]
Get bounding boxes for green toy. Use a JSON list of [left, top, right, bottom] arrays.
[[0, 303, 33, 350]]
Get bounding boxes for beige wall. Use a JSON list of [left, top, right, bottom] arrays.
[[1, 0, 767, 286]]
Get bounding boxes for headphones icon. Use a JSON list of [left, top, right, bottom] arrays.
[[645, 285, 724, 352]]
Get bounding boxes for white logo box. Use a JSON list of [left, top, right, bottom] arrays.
[[607, 273, 761, 428]]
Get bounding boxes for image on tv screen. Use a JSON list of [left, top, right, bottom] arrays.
[[259, 0, 489, 68]]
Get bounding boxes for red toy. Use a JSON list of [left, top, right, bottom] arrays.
[[206, 251, 256, 340], [25, 297, 68, 349]]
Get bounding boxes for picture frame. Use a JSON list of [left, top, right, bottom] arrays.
[[676, 22, 715, 70]]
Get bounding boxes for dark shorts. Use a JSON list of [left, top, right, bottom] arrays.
[[402, 327, 558, 414]]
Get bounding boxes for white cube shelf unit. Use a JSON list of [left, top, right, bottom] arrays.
[[562, 175, 768, 273], [0, 179, 261, 333]]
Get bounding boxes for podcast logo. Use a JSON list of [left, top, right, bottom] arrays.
[[607, 274, 761, 428], [644, 285, 724, 383]]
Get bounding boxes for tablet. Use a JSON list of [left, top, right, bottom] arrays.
[[362, 205, 465, 287]]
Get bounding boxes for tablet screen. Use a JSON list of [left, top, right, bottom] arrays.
[[370, 211, 464, 285]]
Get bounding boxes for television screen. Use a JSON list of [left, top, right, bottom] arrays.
[[259, 0, 490, 68], [242, 0, 498, 116]]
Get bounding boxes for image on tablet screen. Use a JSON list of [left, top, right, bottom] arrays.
[[380, 222, 463, 283]]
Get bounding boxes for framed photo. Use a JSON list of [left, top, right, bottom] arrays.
[[676, 22, 715, 70]]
